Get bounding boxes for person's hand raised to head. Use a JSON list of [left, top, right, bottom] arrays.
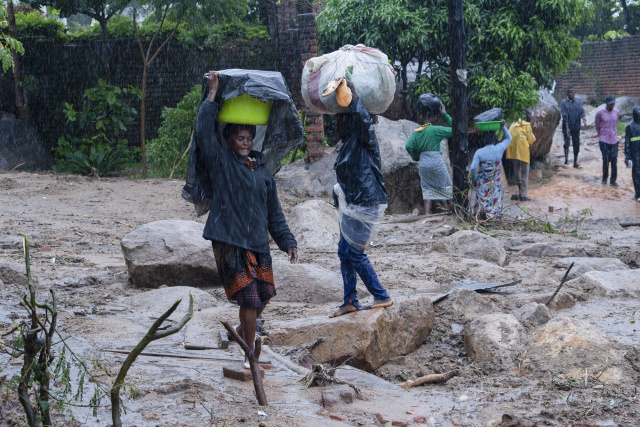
[[344, 79, 357, 98], [206, 71, 219, 101], [288, 247, 298, 264]]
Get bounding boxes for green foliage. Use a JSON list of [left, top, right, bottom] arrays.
[[1, 10, 66, 40], [318, 0, 590, 120], [54, 79, 141, 176], [148, 85, 201, 178], [0, 4, 25, 72], [603, 29, 630, 40]]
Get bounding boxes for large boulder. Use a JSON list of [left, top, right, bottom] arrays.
[[268, 296, 435, 371], [553, 257, 629, 280], [274, 149, 338, 198], [565, 269, 640, 298], [286, 200, 339, 251], [530, 89, 561, 162], [519, 317, 628, 383], [432, 230, 508, 266], [120, 220, 219, 288], [0, 112, 50, 170], [586, 96, 640, 126], [464, 313, 526, 365], [450, 288, 500, 322], [272, 260, 346, 304]]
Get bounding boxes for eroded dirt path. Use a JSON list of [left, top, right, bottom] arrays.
[[0, 125, 639, 426]]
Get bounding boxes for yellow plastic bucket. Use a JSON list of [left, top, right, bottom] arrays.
[[217, 92, 272, 125]]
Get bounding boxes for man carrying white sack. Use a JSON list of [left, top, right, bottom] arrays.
[[328, 79, 393, 318]]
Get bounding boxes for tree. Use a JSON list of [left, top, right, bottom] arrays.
[[132, 0, 250, 178], [317, 0, 591, 120], [1, 2, 24, 73], [28, 0, 131, 41], [4, 0, 28, 121]]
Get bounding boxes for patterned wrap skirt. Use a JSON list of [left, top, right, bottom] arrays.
[[419, 151, 453, 200], [472, 160, 504, 218], [211, 241, 275, 308]]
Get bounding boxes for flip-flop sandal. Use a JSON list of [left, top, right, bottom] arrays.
[[363, 299, 394, 310], [328, 305, 358, 318]]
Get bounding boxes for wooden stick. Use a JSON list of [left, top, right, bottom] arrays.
[[399, 369, 460, 389], [262, 345, 310, 376], [221, 321, 267, 406], [102, 349, 237, 362], [546, 261, 574, 306]]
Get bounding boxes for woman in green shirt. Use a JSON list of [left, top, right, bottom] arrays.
[[405, 94, 453, 214]]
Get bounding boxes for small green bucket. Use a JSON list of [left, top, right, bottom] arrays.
[[217, 92, 273, 125], [476, 121, 501, 131]]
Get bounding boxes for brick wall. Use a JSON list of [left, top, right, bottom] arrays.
[[266, 0, 324, 159], [0, 38, 278, 157], [555, 35, 640, 103]]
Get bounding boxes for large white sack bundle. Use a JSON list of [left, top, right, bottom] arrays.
[[302, 44, 396, 115]]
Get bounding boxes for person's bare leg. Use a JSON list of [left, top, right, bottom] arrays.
[[239, 306, 257, 367], [564, 148, 569, 165], [574, 152, 580, 167], [423, 200, 432, 215], [254, 301, 268, 361]]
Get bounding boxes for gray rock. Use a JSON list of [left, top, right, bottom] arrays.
[[450, 288, 499, 322], [275, 149, 338, 198], [0, 262, 29, 287], [513, 302, 551, 328], [515, 292, 576, 311], [432, 230, 508, 266], [518, 243, 568, 258], [519, 317, 628, 384], [273, 260, 346, 304], [530, 89, 561, 162], [321, 386, 354, 409], [286, 200, 339, 251], [120, 220, 219, 288], [120, 286, 215, 322], [552, 257, 629, 280], [464, 313, 526, 364], [0, 112, 50, 170], [529, 169, 543, 183], [269, 296, 435, 371], [566, 269, 640, 298], [586, 96, 640, 126]]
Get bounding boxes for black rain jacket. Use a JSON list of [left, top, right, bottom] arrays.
[[333, 96, 388, 206], [195, 100, 296, 254]]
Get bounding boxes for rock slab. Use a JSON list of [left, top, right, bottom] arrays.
[[464, 313, 526, 364], [566, 269, 640, 298], [432, 230, 508, 266], [269, 296, 435, 371], [121, 220, 219, 288], [553, 257, 629, 280], [286, 200, 339, 251], [520, 317, 627, 383]]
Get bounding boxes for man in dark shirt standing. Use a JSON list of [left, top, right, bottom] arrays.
[[560, 86, 587, 168]]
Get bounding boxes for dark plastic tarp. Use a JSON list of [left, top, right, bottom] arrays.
[[182, 69, 304, 215], [473, 107, 502, 123]]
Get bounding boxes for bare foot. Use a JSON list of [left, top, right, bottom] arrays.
[[363, 298, 393, 310], [329, 303, 358, 318]]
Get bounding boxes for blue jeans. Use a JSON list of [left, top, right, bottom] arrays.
[[338, 233, 389, 309]]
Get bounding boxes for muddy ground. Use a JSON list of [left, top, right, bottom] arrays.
[[0, 126, 639, 427]]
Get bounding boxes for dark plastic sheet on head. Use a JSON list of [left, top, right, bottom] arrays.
[[417, 93, 441, 117], [182, 69, 304, 215], [473, 107, 502, 123]]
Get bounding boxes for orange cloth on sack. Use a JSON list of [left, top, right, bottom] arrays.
[[506, 119, 536, 164]]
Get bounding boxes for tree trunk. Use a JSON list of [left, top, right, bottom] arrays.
[[140, 65, 148, 178], [7, 0, 28, 122], [448, 0, 469, 207], [620, 0, 635, 35]]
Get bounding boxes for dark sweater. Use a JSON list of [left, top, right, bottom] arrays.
[[196, 100, 296, 254], [333, 96, 388, 206]]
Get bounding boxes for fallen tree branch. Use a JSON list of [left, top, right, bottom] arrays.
[[620, 222, 640, 228], [221, 321, 267, 406], [262, 345, 310, 376], [546, 261, 574, 306], [111, 294, 194, 427], [398, 369, 460, 389]]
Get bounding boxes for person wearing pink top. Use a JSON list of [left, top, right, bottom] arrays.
[[595, 95, 621, 187]]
